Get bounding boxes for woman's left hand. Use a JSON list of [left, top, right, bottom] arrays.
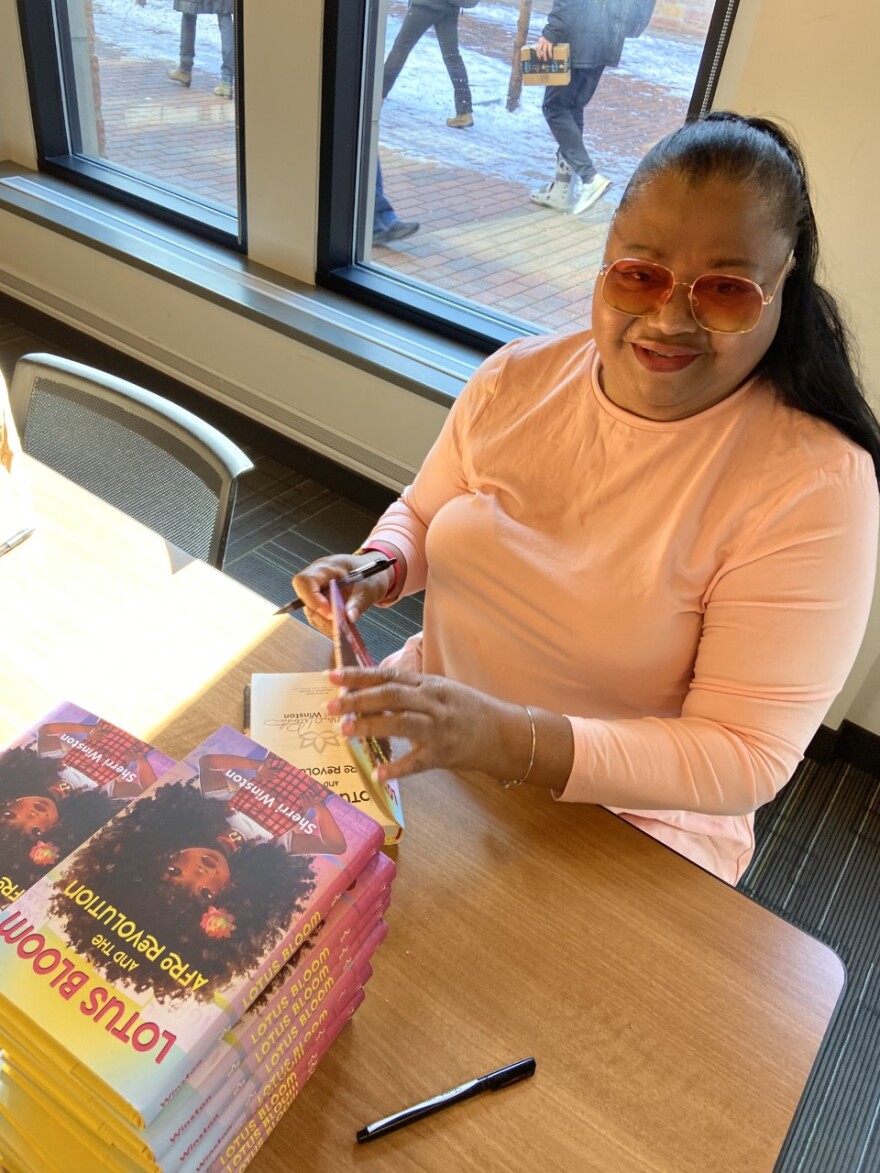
[[326, 667, 530, 784]]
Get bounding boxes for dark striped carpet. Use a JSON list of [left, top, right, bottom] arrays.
[[739, 758, 880, 1172]]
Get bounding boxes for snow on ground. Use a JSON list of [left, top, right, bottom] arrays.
[[92, 0, 704, 187]]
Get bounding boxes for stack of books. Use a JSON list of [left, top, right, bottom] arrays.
[[0, 718, 394, 1172]]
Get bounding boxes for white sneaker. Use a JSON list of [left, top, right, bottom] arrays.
[[567, 174, 612, 215], [529, 179, 571, 210]]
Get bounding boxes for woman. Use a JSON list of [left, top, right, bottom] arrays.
[[293, 113, 880, 885]]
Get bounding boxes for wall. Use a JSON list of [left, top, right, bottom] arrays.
[[714, 0, 880, 729], [1, 0, 880, 729]]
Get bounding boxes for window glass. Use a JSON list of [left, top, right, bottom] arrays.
[[362, 0, 722, 335], [24, 0, 240, 241]]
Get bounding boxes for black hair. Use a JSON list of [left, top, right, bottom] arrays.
[[0, 745, 60, 803], [51, 780, 317, 1002], [618, 111, 880, 482], [0, 744, 125, 897]]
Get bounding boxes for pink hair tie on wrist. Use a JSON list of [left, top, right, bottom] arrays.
[[354, 541, 400, 602]]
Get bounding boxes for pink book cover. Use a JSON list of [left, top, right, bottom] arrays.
[[151, 888, 391, 1159], [194, 893, 390, 1098], [0, 701, 176, 910], [0, 724, 384, 1128], [328, 579, 405, 830], [5, 861, 393, 1165], [164, 957, 376, 1170], [169, 965, 375, 1173], [210, 984, 369, 1173], [2, 966, 368, 1173], [185, 955, 378, 1173]]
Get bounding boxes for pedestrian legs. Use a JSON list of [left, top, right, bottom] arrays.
[[383, 8, 437, 99], [434, 9, 472, 116], [217, 12, 234, 86], [178, 12, 197, 75], [373, 161, 398, 233], [541, 66, 606, 182]]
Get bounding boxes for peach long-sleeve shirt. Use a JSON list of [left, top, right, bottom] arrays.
[[368, 331, 878, 883]]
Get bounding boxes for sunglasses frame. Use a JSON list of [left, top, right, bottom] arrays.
[[599, 252, 795, 334]]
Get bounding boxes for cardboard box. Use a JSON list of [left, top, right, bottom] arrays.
[[520, 43, 571, 86]]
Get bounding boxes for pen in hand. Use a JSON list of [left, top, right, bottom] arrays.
[[274, 555, 397, 616], [356, 1057, 537, 1143]]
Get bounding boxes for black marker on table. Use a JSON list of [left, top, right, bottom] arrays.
[[274, 555, 396, 616], [356, 1057, 537, 1144]]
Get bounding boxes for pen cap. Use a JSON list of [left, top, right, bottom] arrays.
[[485, 1057, 537, 1090]]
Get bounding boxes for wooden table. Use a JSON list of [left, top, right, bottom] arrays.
[[1, 458, 845, 1172]]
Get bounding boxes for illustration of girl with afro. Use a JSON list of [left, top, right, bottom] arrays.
[[1, 714, 167, 903], [50, 750, 348, 1002], [0, 744, 125, 903]]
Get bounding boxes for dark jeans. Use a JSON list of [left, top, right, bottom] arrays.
[[383, 5, 472, 116], [373, 161, 398, 233], [541, 65, 606, 182], [179, 11, 234, 84]]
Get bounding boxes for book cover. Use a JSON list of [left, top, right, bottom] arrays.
[[0, 724, 384, 1128], [0, 701, 177, 910], [211, 987, 367, 1173], [180, 952, 378, 1173], [328, 579, 406, 831], [140, 897, 390, 1161], [249, 671, 404, 843], [2, 962, 373, 1173]]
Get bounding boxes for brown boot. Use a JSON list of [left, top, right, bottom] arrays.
[[167, 67, 192, 87], [446, 113, 474, 129]]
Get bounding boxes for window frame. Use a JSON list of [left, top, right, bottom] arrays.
[[317, 0, 742, 355], [16, 0, 247, 250]]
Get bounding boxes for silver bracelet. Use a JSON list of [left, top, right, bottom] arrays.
[[500, 705, 536, 789]]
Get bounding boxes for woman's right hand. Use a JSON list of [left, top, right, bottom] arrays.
[[291, 552, 396, 637]]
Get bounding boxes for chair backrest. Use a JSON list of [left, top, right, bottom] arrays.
[[10, 353, 254, 567]]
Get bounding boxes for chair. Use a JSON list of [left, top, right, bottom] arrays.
[[9, 352, 254, 568]]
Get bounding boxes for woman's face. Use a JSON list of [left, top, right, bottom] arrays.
[[163, 847, 231, 904], [591, 172, 793, 421], [1, 795, 59, 837]]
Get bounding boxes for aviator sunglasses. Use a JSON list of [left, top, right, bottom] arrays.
[[599, 251, 794, 334]]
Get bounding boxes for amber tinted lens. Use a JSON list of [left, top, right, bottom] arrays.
[[689, 274, 764, 333], [602, 260, 673, 316]]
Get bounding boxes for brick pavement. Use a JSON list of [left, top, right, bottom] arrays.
[[89, 27, 694, 332]]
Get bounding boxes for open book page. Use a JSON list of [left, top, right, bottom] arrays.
[[250, 672, 404, 843]]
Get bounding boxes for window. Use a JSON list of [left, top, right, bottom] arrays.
[[319, 0, 742, 351], [17, 0, 244, 246]]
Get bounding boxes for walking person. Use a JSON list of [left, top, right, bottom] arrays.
[[531, 0, 656, 214], [373, 161, 420, 246], [382, 0, 478, 129], [164, 0, 235, 100]]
